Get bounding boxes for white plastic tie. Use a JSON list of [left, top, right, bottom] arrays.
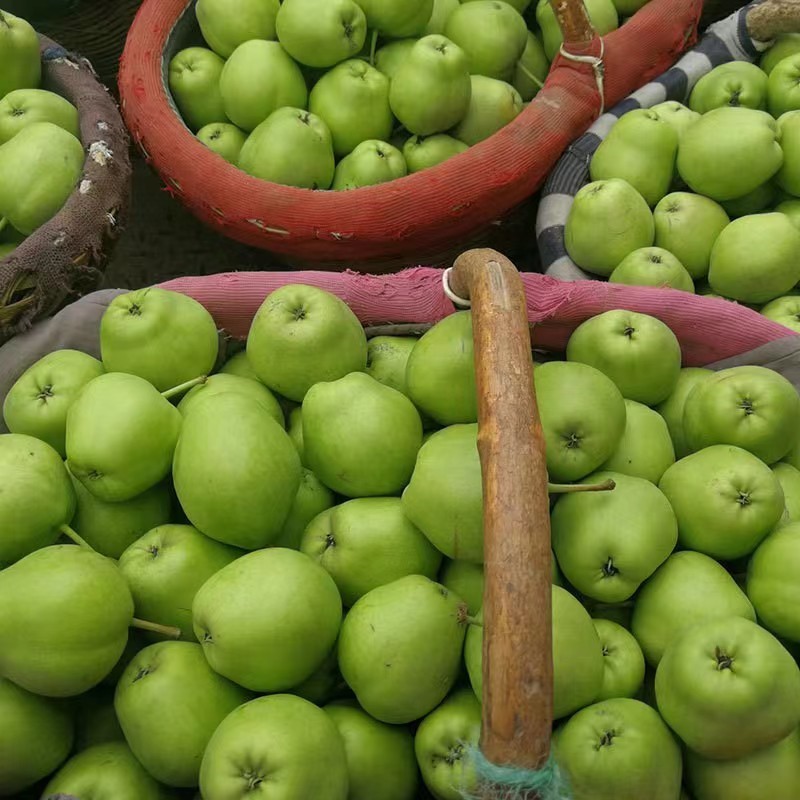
[[442, 268, 472, 309], [559, 38, 606, 114]]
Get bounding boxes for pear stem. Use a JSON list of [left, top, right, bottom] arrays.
[[548, 479, 616, 494], [161, 375, 207, 400], [369, 29, 379, 67], [517, 62, 545, 90], [131, 618, 182, 639], [466, 615, 483, 627], [0, 218, 8, 235], [59, 524, 95, 551]]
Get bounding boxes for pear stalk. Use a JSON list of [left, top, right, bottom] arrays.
[[131, 618, 182, 640], [161, 375, 207, 400], [369, 29, 379, 67], [547, 479, 616, 494], [516, 61, 544, 90], [59, 523, 94, 551]]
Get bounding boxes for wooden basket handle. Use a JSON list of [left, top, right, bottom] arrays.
[[450, 250, 554, 775], [549, 0, 596, 51], [747, 0, 800, 41]]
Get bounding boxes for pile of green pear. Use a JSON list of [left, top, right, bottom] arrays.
[[566, 36, 800, 331], [171, 0, 649, 191], [0, 9, 84, 259], [3, 279, 800, 800]]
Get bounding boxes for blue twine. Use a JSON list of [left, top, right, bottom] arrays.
[[42, 46, 71, 62], [460, 746, 573, 800]]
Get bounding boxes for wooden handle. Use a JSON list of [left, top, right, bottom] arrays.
[[747, 0, 800, 41], [450, 250, 554, 778], [549, 0, 596, 50]]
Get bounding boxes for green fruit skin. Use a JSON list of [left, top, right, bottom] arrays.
[[0, 432, 75, 565], [196, 0, 279, 57], [332, 139, 408, 190], [168, 47, 228, 132], [0, 88, 79, 145], [44, 741, 169, 800], [773, 461, 800, 520], [659, 445, 785, 559], [0, 677, 73, 795], [768, 54, 800, 117], [651, 101, 701, 141], [402, 423, 483, 562], [0, 121, 84, 235], [200, 694, 349, 800], [566, 309, 681, 406], [100, 287, 219, 393], [686, 727, 800, 800], [69, 472, 172, 559], [0, 545, 133, 697], [761, 34, 800, 74], [721, 180, 777, 219], [338, 575, 467, 724], [762, 293, 800, 332], [683, 365, 800, 464], [118, 524, 243, 642], [115, 641, 250, 787], [631, 550, 756, 666], [414, 688, 481, 800], [219, 350, 260, 380], [592, 618, 645, 700], [565, 179, 655, 276], [689, 61, 768, 114], [609, 246, 694, 293], [655, 367, 713, 459], [655, 616, 800, 759], [3, 349, 104, 457], [301, 497, 442, 605], [72, 687, 125, 751], [303, 372, 422, 497], [246, 284, 367, 402], [452, 75, 523, 146], [537, 0, 618, 61], [403, 134, 468, 172], [173, 392, 301, 549], [325, 701, 419, 800], [514, 31, 549, 101], [293, 645, 346, 705], [747, 521, 800, 642], [273, 467, 335, 549], [439, 559, 484, 615], [0, 11, 41, 98], [551, 471, 678, 603], [357, 0, 434, 36], [178, 373, 284, 426], [554, 698, 683, 800], [776, 111, 800, 196], [366, 335, 417, 395], [66, 372, 182, 503], [534, 360, 627, 482], [465, 587, 605, 719], [193, 548, 342, 692], [425, 0, 461, 33], [197, 122, 248, 164], [374, 38, 417, 80], [287, 405, 306, 465]]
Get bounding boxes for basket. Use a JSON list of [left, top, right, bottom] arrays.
[[0, 34, 132, 344], [118, 0, 703, 272]]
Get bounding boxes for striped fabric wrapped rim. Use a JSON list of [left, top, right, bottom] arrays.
[[536, 0, 770, 281]]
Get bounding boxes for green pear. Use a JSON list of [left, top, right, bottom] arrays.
[[452, 75, 522, 145], [72, 686, 125, 751], [0, 88, 79, 145], [439, 559, 484, 615], [177, 373, 283, 426], [425, 0, 460, 33], [173, 393, 301, 549], [761, 34, 800, 75], [325, 701, 419, 800], [651, 100, 701, 141], [374, 38, 417, 79], [414, 688, 481, 800], [592, 618, 645, 700], [0, 241, 14, 258], [69, 473, 171, 559], [721, 180, 777, 218], [287, 405, 306, 464], [3, 349, 104, 457], [565, 178, 654, 276], [303, 372, 422, 497], [310, 60, 392, 157], [168, 47, 228, 132], [609, 246, 694, 292], [709, 213, 800, 304], [690, 61, 768, 114], [301, 497, 442, 605], [654, 367, 713, 458], [100, 287, 219, 393], [653, 192, 729, 280], [403, 133, 468, 172], [590, 109, 679, 207], [219, 40, 307, 132], [247, 284, 367, 402], [402, 424, 483, 562], [769, 53, 800, 118], [0, 433, 75, 565], [193, 548, 342, 692], [537, 0, 619, 61], [196, 122, 247, 163], [0, 121, 83, 235], [777, 198, 800, 230], [389, 35, 472, 136], [514, 31, 549, 101], [66, 373, 182, 503], [406, 311, 477, 424], [445, 1, 528, 81], [195, 0, 280, 57], [366, 335, 418, 395], [239, 107, 336, 188], [0, 545, 133, 697], [200, 695, 348, 800], [338, 575, 468, 723], [294, 644, 347, 705], [276, 0, 367, 68], [220, 349, 260, 381], [273, 467, 335, 549], [42, 741, 169, 800], [119, 524, 242, 642], [762, 293, 800, 333], [357, 0, 434, 37], [776, 110, 800, 196], [0, 11, 41, 99], [0, 677, 73, 795], [333, 139, 408, 190], [677, 107, 783, 201], [115, 641, 249, 787]]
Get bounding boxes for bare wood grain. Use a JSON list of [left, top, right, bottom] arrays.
[[548, 0, 596, 50]]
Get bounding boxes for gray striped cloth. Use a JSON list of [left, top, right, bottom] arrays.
[[536, 0, 772, 281]]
